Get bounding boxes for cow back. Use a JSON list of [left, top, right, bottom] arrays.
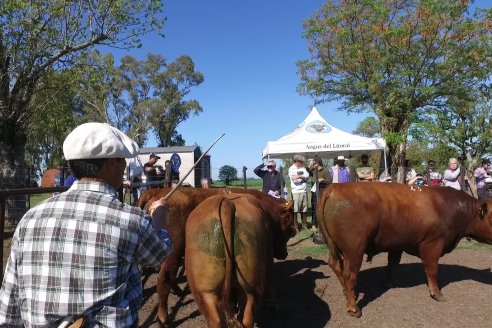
[[318, 182, 492, 256]]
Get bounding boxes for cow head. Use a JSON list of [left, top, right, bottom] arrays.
[[270, 200, 296, 260]]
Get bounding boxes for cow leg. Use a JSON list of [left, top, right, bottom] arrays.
[[200, 293, 224, 328], [241, 293, 256, 328], [342, 254, 364, 317], [328, 252, 345, 295], [384, 251, 402, 288], [420, 245, 445, 302], [156, 251, 183, 324]]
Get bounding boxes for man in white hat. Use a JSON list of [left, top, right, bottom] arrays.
[[288, 154, 310, 230], [330, 155, 351, 183], [0, 123, 172, 327]]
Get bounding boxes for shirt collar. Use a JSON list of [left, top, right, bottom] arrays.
[[69, 180, 117, 195]]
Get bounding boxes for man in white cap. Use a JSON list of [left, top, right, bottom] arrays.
[[330, 155, 351, 183], [0, 123, 172, 327], [288, 154, 310, 230]]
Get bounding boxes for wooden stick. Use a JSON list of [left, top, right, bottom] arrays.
[[162, 133, 225, 201]]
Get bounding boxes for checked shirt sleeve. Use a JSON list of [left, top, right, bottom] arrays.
[[136, 217, 172, 268], [0, 235, 22, 326]]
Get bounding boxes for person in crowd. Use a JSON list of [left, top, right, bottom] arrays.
[[405, 159, 417, 184], [309, 157, 331, 231], [130, 172, 144, 206], [144, 153, 165, 187], [254, 160, 283, 197], [200, 178, 210, 188], [330, 156, 350, 183], [356, 154, 374, 182], [164, 160, 172, 187], [474, 158, 492, 199], [408, 173, 428, 186], [288, 154, 309, 230], [443, 158, 462, 190], [0, 122, 172, 327], [426, 159, 443, 186], [379, 170, 392, 182]]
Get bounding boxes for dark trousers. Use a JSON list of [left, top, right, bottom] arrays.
[[311, 191, 317, 227], [478, 187, 492, 199]]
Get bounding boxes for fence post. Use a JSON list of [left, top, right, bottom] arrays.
[[242, 166, 247, 189]]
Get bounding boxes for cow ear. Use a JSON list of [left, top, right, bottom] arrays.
[[479, 202, 488, 220]]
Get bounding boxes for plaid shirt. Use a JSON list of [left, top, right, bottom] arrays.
[[0, 181, 171, 327]]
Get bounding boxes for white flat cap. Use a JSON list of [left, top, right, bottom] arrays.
[[337, 155, 346, 160], [63, 122, 139, 160]]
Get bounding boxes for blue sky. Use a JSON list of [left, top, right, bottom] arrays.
[[116, 0, 490, 179]]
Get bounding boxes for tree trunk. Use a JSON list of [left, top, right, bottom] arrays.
[[0, 115, 29, 221], [380, 117, 409, 184]]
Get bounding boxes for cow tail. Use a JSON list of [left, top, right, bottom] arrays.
[[218, 197, 236, 319], [325, 234, 341, 262]]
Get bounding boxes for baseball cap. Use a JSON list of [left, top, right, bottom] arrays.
[[63, 122, 138, 160], [150, 152, 161, 160]]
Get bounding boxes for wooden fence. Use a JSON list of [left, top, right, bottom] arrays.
[[0, 186, 70, 281]]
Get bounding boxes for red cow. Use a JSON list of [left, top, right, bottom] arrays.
[[185, 194, 289, 328], [317, 182, 492, 317], [138, 188, 295, 324]]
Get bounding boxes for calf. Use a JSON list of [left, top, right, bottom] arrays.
[[138, 188, 295, 324], [185, 194, 287, 328], [317, 182, 492, 317]]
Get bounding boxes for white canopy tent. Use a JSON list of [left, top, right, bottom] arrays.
[[262, 107, 387, 168]]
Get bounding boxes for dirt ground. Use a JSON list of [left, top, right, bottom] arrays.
[[138, 231, 492, 328], [2, 225, 491, 328]]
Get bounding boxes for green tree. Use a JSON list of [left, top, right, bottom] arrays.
[[25, 70, 82, 172], [78, 52, 204, 147], [412, 90, 492, 192], [353, 117, 380, 138], [219, 165, 238, 186], [298, 0, 492, 182], [151, 55, 204, 146], [0, 0, 165, 190]]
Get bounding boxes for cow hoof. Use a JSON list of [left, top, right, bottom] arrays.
[[348, 308, 362, 318], [156, 317, 167, 327], [431, 292, 446, 302], [156, 312, 168, 327]]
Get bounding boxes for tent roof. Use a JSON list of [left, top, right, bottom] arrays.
[[262, 107, 386, 160]]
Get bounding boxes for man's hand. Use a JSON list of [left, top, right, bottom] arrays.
[[149, 198, 167, 215], [122, 180, 132, 188], [149, 198, 168, 231]]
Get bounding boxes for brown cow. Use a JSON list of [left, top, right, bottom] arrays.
[[186, 193, 288, 328], [138, 188, 295, 324], [317, 182, 492, 318]]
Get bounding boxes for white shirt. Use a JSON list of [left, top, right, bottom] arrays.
[[288, 164, 309, 193]]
